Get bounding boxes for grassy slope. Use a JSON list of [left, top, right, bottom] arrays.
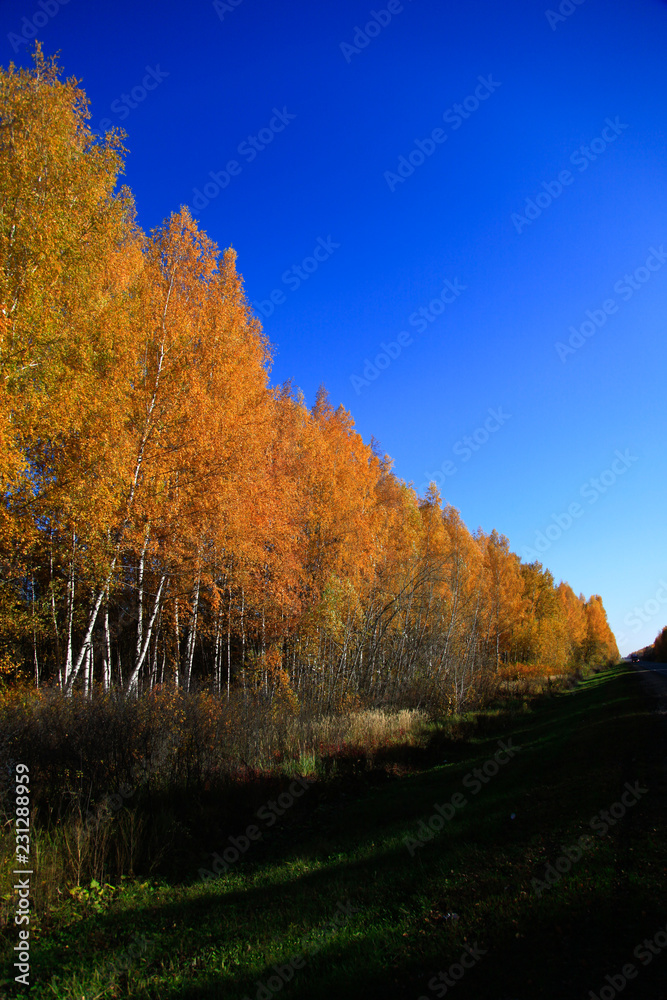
[[3, 664, 667, 1000]]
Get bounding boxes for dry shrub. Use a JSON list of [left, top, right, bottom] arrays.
[[345, 708, 427, 747], [0, 685, 434, 905]]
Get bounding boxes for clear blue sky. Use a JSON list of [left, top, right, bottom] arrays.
[[4, 0, 666, 656]]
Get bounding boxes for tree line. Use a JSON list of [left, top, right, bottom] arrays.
[[0, 48, 618, 708], [631, 628, 667, 663]]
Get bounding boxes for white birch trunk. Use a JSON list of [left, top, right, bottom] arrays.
[[125, 573, 167, 695]]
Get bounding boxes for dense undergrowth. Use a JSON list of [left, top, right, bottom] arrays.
[[3, 661, 665, 999], [0, 667, 578, 925]]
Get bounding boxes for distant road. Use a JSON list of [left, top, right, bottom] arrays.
[[627, 659, 667, 709], [628, 659, 667, 674]]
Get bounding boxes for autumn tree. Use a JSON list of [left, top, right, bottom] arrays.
[[0, 47, 620, 706]]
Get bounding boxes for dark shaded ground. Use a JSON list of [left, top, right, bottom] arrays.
[[3, 664, 667, 999]]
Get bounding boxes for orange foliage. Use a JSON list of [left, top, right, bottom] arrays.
[[0, 48, 619, 709]]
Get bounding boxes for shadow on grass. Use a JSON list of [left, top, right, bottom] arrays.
[[10, 665, 667, 1000]]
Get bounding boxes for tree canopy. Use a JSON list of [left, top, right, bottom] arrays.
[[0, 48, 619, 703]]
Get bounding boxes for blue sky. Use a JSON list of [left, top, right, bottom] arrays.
[[4, 0, 666, 655]]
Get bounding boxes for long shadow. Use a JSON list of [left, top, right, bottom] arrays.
[[13, 665, 666, 999], [29, 804, 665, 1000]]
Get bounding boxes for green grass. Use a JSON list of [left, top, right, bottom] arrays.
[[3, 663, 667, 999]]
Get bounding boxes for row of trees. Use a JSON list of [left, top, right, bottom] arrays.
[[0, 49, 618, 708], [632, 628, 667, 663]]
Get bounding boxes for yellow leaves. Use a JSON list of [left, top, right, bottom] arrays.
[[0, 651, 17, 677], [498, 661, 553, 682], [0, 46, 618, 697], [244, 646, 299, 713]]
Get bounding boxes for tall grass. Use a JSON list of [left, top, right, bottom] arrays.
[[0, 669, 579, 925], [0, 683, 431, 919]]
